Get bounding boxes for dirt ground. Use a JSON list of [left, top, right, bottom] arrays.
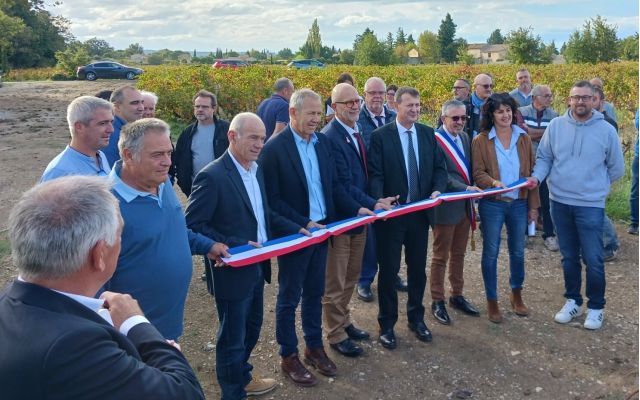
[[0, 81, 638, 400]]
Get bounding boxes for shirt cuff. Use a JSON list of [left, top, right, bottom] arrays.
[[120, 315, 150, 336]]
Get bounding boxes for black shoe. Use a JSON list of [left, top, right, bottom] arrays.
[[200, 272, 206, 281], [395, 275, 408, 292], [407, 321, 433, 343], [378, 329, 397, 349], [357, 283, 374, 302], [345, 324, 370, 340], [628, 225, 639, 235], [431, 301, 451, 325], [449, 295, 480, 316], [330, 339, 363, 357]]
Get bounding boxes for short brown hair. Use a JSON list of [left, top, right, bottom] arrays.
[[193, 89, 217, 107]]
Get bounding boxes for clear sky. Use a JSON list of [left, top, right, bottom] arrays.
[[47, 0, 639, 53]]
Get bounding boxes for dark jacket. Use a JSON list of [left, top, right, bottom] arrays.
[[358, 106, 397, 151], [172, 119, 230, 196]]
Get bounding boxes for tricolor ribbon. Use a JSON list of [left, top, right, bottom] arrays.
[[222, 178, 531, 267]]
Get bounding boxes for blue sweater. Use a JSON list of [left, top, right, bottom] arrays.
[[106, 163, 214, 340]]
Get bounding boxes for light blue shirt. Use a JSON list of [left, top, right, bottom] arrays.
[[109, 161, 165, 207], [335, 117, 360, 155], [41, 146, 110, 182], [291, 127, 327, 222], [396, 121, 420, 198], [489, 125, 526, 200], [228, 151, 268, 243]]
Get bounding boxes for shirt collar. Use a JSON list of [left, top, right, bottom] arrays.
[[228, 150, 258, 175], [291, 126, 318, 145], [366, 105, 383, 119], [396, 120, 415, 135], [335, 117, 358, 135], [109, 161, 164, 205], [67, 145, 101, 162], [441, 126, 459, 141], [487, 124, 527, 140]]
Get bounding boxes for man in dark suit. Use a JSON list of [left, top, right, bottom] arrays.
[[321, 83, 395, 358], [0, 176, 204, 400], [430, 100, 482, 326], [185, 112, 305, 399], [260, 89, 374, 387], [173, 89, 230, 196], [368, 86, 448, 349]]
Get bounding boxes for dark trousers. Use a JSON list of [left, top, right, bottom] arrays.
[[276, 242, 328, 357], [375, 213, 429, 331], [214, 270, 264, 400], [358, 225, 378, 285], [539, 179, 555, 239]]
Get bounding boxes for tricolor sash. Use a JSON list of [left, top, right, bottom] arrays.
[[434, 130, 471, 185]]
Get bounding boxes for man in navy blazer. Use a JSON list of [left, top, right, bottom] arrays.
[[259, 89, 373, 387], [185, 113, 304, 399], [0, 176, 204, 400], [368, 87, 448, 349], [321, 83, 394, 358]]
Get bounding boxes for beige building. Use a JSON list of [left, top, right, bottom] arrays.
[[467, 44, 508, 64]]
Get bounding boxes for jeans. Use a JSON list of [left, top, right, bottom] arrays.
[[478, 199, 527, 301], [214, 273, 264, 400], [602, 215, 619, 252], [631, 154, 639, 227], [551, 200, 606, 309]]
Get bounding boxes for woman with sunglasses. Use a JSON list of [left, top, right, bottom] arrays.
[[471, 93, 540, 323]]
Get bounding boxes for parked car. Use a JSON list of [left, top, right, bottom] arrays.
[[287, 59, 325, 69], [76, 62, 144, 81], [212, 59, 249, 69]]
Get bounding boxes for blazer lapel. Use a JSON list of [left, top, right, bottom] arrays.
[[222, 153, 254, 217], [257, 169, 271, 234], [283, 129, 309, 193], [390, 124, 408, 184]]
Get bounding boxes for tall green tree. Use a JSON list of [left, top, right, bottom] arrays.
[[417, 30, 440, 64], [300, 18, 322, 59], [619, 33, 639, 61], [395, 27, 406, 47], [456, 39, 475, 65], [83, 37, 114, 58], [563, 16, 619, 63], [505, 27, 551, 64], [125, 43, 144, 56], [437, 13, 457, 63], [55, 41, 91, 76], [353, 28, 390, 66], [0, 10, 25, 70], [487, 29, 505, 44]]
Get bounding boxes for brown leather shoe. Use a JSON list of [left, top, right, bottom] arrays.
[[509, 288, 529, 316], [304, 347, 337, 377], [281, 353, 317, 387], [487, 300, 503, 323]]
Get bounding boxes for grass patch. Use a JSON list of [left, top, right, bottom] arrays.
[[0, 234, 11, 260]]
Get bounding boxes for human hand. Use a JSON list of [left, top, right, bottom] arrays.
[[528, 209, 539, 223], [357, 207, 375, 216], [491, 180, 507, 189], [306, 221, 326, 230], [166, 340, 182, 352], [526, 177, 539, 189], [248, 241, 262, 248], [430, 191, 441, 199], [466, 185, 483, 192], [298, 227, 312, 237], [208, 242, 230, 265], [375, 196, 397, 210], [100, 291, 144, 330]]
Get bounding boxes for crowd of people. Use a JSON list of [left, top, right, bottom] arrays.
[[0, 68, 635, 400]]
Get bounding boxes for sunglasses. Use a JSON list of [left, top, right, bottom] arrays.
[[447, 115, 468, 122], [477, 84, 494, 89]]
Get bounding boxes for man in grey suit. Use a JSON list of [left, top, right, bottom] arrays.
[[430, 100, 482, 325]]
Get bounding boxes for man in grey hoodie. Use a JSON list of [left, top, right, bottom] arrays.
[[528, 80, 624, 331]]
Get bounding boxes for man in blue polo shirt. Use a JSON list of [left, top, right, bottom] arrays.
[[41, 96, 114, 182], [103, 86, 144, 167], [257, 77, 294, 140], [105, 118, 229, 340], [509, 68, 533, 107]]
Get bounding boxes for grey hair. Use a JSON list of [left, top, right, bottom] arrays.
[[140, 90, 158, 105], [8, 176, 120, 280], [110, 85, 137, 104], [364, 77, 386, 92], [289, 88, 321, 112], [118, 118, 170, 161], [395, 87, 420, 104], [441, 99, 467, 117], [229, 112, 265, 136], [531, 85, 551, 97], [67, 96, 113, 137], [274, 77, 293, 93]]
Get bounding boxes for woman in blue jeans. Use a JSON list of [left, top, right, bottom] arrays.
[[471, 93, 540, 323]]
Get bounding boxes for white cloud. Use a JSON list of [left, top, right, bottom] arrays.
[[335, 15, 381, 28]]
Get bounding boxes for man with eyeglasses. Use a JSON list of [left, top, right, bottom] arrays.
[[173, 89, 230, 196], [469, 73, 494, 141], [509, 68, 533, 107], [436, 78, 473, 136], [519, 84, 559, 251], [529, 80, 624, 331], [385, 84, 399, 112], [429, 100, 481, 326]]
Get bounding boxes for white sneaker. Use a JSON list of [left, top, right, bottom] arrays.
[[544, 236, 559, 252], [584, 308, 604, 330], [554, 299, 583, 323]]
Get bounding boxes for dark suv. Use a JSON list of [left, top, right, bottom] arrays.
[[287, 59, 325, 69], [76, 62, 144, 81]]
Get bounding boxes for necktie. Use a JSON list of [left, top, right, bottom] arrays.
[[406, 130, 419, 202], [353, 131, 368, 178], [374, 115, 384, 128]]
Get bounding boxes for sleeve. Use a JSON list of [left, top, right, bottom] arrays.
[[471, 135, 495, 190], [40, 168, 69, 183], [329, 137, 376, 209], [606, 130, 625, 183], [367, 129, 385, 200], [431, 139, 448, 194], [531, 124, 554, 183], [275, 104, 290, 124], [44, 324, 204, 400]]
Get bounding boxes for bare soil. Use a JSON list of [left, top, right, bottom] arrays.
[[0, 81, 638, 400]]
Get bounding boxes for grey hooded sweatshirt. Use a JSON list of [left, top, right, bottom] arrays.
[[532, 109, 624, 208]]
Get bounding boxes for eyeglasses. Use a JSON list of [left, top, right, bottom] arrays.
[[537, 94, 553, 99], [366, 90, 385, 96], [569, 95, 593, 103], [335, 99, 361, 108], [386, 91, 396, 96], [447, 115, 468, 122], [477, 84, 494, 89], [453, 86, 468, 90]]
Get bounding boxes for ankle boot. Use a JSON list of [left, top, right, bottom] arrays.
[[509, 288, 529, 316], [487, 300, 503, 323]]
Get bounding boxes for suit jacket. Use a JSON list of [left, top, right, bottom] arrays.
[[358, 106, 397, 151], [322, 118, 377, 234], [0, 281, 204, 400], [368, 122, 448, 217], [431, 129, 473, 226], [259, 126, 361, 238], [185, 151, 300, 300], [172, 119, 230, 196]]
